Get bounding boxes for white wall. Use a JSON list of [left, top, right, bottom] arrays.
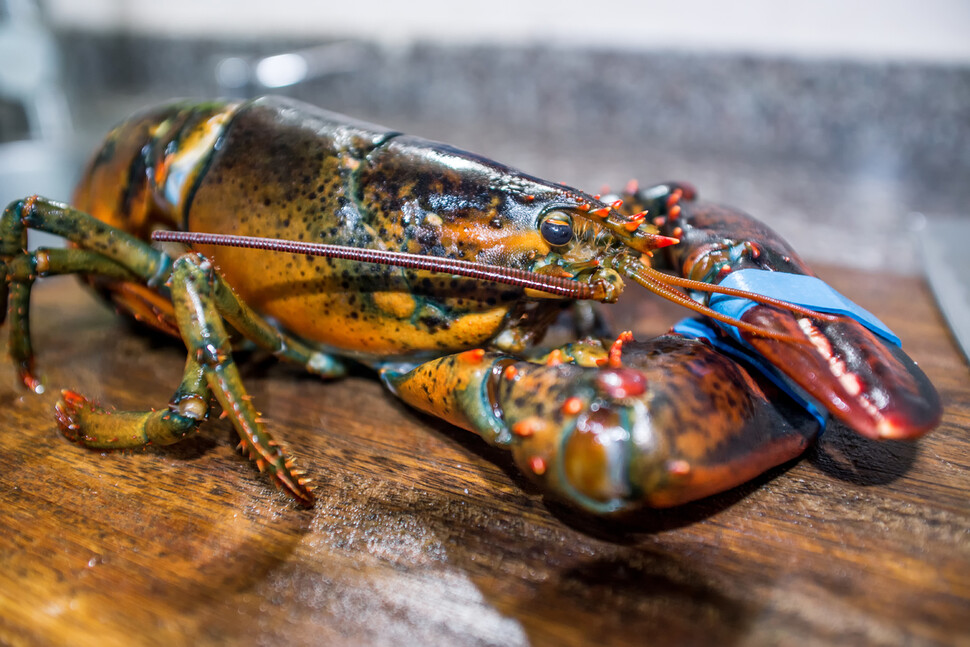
[[45, 0, 970, 63]]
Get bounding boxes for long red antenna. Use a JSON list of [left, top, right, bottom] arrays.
[[151, 231, 599, 299]]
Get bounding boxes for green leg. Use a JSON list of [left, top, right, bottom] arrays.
[[56, 354, 210, 448], [2, 197, 327, 504], [6, 281, 40, 392], [1, 197, 171, 283], [2, 196, 345, 376], [3, 246, 211, 447], [5, 247, 141, 392], [165, 253, 314, 504], [2, 196, 174, 390]]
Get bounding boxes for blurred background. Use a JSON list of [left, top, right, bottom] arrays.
[[1, 0, 968, 272]]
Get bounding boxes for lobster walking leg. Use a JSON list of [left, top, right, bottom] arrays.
[[0, 197, 170, 280], [163, 253, 314, 504], [0, 196, 353, 503], [56, 355, 210, 448], [50, 254, 313, 503], [1, 197, 169, 390], [2, 197, 348, 377], [4, 247, 141, 391]]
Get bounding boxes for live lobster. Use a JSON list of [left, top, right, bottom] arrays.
[[0, 97, 941, 514]]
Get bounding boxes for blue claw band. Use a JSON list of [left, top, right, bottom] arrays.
[[672, 317, 828, 429], [706, 269, 901, 346]]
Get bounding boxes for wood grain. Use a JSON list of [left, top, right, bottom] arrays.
[[0, 266, 967, 647]]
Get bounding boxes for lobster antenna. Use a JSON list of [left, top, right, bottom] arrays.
[[152, 231, 827, 342], [151, 231, 598, 299]]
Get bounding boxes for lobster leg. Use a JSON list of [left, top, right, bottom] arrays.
[[56, 354, 210, 448], [0, 196, 353, 504], [0, 252, 217, 470], [1, 197, 170, 280], [162, 253, 314, 504], [4, 247, 141, 391], [2, 196, 168, 392], [23, 251, 313, 504], [382, 335, 820, 513], [1, 197, 347, 378], [49, 254, 314, 503]]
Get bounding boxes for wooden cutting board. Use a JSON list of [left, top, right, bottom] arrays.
[[0, 266, 967, 646]]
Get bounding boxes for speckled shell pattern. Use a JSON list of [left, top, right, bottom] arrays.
[[72, 97, 597, 363]]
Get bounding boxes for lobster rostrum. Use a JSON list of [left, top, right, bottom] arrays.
[[0, 97, 941, 513]]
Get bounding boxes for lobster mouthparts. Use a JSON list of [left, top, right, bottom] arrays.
[[739, 305, 942, 440]]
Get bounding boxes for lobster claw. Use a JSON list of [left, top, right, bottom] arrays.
[[689, 267, 942, 441], [382, 337, 821, 513], [636, 192, 942, 443], [734, 304, 942, 440]]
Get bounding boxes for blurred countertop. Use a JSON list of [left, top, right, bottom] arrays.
[[10, 34, 969, 276]]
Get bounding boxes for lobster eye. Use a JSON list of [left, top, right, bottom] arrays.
[[540, 212, 574, 246]]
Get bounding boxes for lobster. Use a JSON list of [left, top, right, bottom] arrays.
[[0, 97, 942, 514]]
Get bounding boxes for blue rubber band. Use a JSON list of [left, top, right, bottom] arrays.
[[672, 317, 828, 429], [707, 269, 901, 347]]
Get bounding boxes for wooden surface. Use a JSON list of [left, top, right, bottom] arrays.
[[0, 266, 967, 647]]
